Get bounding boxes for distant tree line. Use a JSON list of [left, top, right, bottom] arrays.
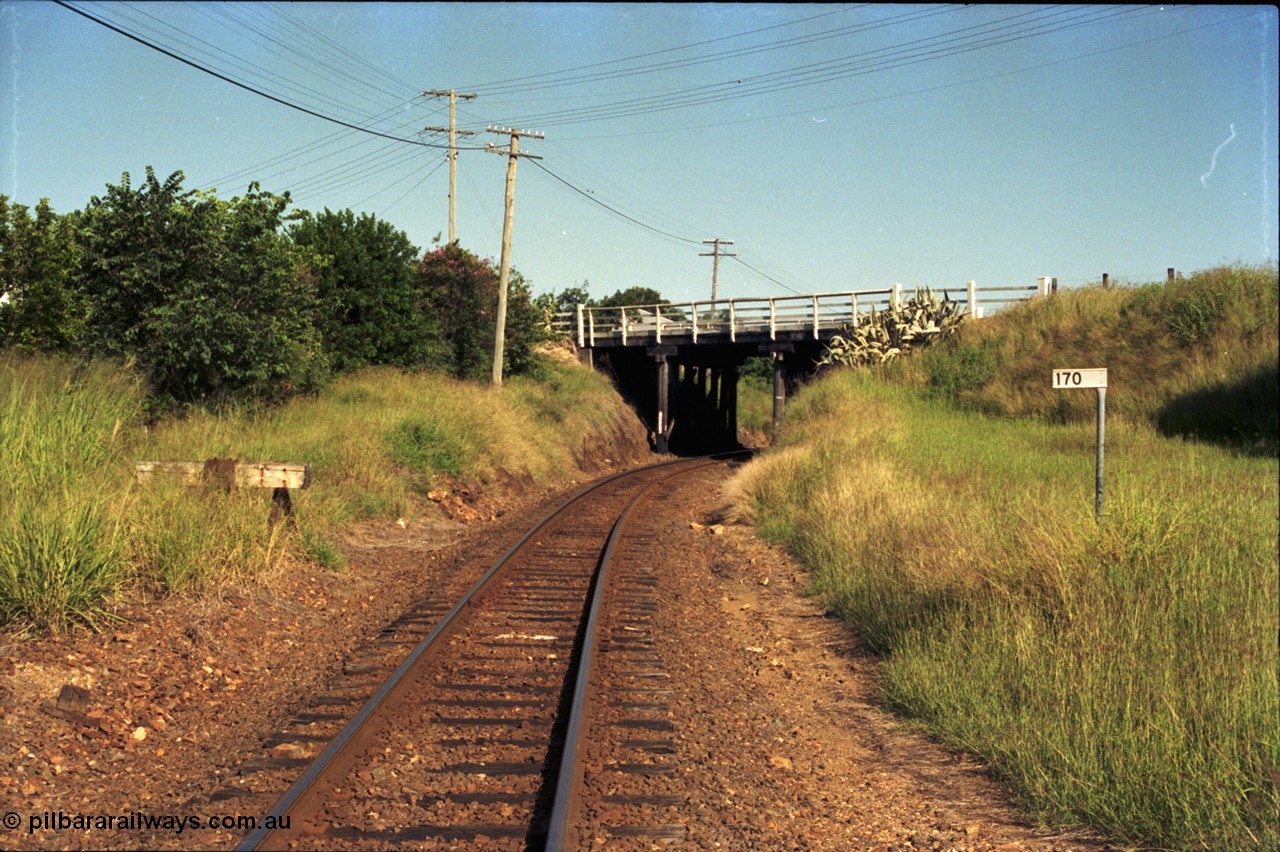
[[0, 167, 614, 409]]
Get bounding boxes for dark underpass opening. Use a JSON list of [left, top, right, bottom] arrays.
[[588, 343, 821, 456]]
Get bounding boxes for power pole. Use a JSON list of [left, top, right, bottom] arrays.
[[421, 89, 477, 245], [485, 126, 543, 387], [700, 238, 735, 310]]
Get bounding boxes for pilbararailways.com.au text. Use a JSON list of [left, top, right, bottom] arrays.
[[9, 810, 290, 835]]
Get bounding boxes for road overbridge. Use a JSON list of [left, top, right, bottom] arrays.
[[555, 281, 1049, 454]]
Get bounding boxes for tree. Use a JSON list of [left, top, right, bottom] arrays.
[[0, 196, 85, 351], [414, 244, 542, 382], [76, 168, 326, 405], [289, 208, 432, 373], [531, 283, 591, 338], [596, 286, 666, 309], [595, 286, 680, 323]]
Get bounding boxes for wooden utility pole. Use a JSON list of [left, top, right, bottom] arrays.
[[485, 126, 543, 387], [700, 238, 735, 310], [422, 90, 477, 244]]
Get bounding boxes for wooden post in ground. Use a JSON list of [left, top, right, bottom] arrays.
[[421, 89, 477, 245]]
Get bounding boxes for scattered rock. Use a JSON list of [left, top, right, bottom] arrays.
[[56, 684, 91, 713]]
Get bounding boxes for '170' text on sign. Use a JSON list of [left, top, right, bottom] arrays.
[[1052, 368, 1107, 389]]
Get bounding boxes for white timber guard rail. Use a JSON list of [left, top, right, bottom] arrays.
[[553, 281, 1045, 347]]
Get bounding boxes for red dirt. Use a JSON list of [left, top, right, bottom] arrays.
[[0, 455, 1114, 850]]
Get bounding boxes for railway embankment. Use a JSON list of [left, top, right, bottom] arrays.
[[725, 264, 1279, 849]]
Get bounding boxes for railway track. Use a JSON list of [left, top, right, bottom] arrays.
[[224, 454, 742, 850]]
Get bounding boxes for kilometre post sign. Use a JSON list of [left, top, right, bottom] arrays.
[[1052, 368, 1108, 520], [1052, 368, 1108, 389]]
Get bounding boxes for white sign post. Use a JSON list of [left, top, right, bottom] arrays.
[[1052, 368, 1107, 520]]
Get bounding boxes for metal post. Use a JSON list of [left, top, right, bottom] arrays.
[[1095, 387, 1106, 520]]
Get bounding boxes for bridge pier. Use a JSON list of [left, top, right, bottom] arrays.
[[596, 337, 815, 456], [761, 343, 794, 441], [649, 345, 676, 454]]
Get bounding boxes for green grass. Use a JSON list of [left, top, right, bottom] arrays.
[[0, 352, 645, 629], [899, 264, 1279, 453], [0, 355, 143, 631], [728, 268, 1280, 847], [737, 373, 773, 444]]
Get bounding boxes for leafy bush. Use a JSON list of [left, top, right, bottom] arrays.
[[76, 168, 328, 406], [0, 196, 85, 351], [414, 243, 544, 382], [289, 208, 435, 373]]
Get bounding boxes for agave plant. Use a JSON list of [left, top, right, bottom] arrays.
[[818, 287, 967, 370]]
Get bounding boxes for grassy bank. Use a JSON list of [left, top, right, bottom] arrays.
[[729, 373, 1277, 847], [903, 264, 1278, 453], [1, 350, 645, 631], [728, 267, 1279, 847]]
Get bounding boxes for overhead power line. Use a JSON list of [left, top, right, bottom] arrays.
[[485, 5, 1154, 128], [529, 160, 702, 246], [54, 1, 465, 151]]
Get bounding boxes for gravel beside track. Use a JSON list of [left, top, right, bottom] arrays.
[[0, 455, 1112, 850]]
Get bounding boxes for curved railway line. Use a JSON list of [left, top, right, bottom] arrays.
[[224, 454, 745, 850]]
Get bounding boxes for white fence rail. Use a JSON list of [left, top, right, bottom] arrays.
[[551, 281, 1046, 347]]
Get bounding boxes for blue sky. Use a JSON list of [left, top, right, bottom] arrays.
[[2, 3, 1275, 304]]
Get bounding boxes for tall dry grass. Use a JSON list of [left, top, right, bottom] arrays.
[[1, 353, 646, 628], [0, 355, 143, 630], [902, 264, 1278, 453], [728, 366, 1278, 848]]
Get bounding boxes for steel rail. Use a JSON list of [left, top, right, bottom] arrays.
[[543, 455, 732, 849], [236, 454, 723, 851]]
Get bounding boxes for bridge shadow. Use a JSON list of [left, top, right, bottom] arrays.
[[589, 343, 820, 457]]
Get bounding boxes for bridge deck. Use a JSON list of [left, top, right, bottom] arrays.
[[554, 282, 1044, 349]]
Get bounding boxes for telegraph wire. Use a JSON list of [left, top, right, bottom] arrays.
[[285, 142, 421, 198], [728, 256, 803, 296], [528, 160, 701, 246], [486, 6, 1153, 128], [464, 5, 955, 97], [54, 1, 468, 151], [377, 158, 446, 218], [548, 7, 1251, 141], [196, 2, 420, 109], [526, 160, 805, 295], [105, 0, 376, 118], [265, 1, 421, 97], [460, 4, 866, 92]]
